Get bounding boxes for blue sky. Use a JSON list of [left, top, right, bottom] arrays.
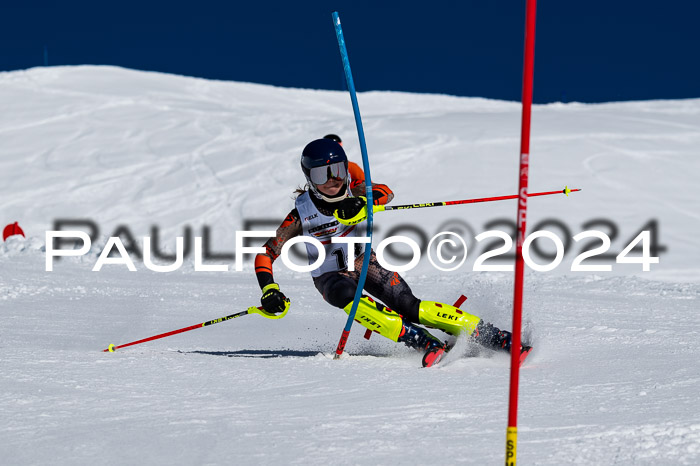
[[1, 1, 698, 103]]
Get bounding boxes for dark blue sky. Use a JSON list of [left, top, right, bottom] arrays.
[[2, 1, 698, 103]]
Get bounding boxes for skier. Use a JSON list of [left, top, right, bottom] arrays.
[[255, 138, 527, 367]]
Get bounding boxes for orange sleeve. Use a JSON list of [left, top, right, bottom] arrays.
[[348, 161, 365, 184], [350, 181, 394, 205], [255, 209, 302, 289], [371, 184, 394, 205], [254, 255, 274, 276]]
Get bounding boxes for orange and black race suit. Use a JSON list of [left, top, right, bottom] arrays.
[[254, 176, 422, 323]]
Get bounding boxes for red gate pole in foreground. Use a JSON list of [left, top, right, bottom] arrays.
[[506, 1, 538, 465]]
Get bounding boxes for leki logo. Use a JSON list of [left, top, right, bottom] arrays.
[[359, 315, 381, 329]]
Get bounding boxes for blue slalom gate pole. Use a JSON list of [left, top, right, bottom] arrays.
[[331, 11, 374, 358]]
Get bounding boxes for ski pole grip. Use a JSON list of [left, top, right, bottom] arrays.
[[249, 304, 289, 320]]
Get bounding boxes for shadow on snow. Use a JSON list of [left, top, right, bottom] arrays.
[[181, 349, 323, 358], [179, 349, 399, 359]]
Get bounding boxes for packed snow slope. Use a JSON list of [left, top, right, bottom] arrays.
[[1, 66, 699, 465]]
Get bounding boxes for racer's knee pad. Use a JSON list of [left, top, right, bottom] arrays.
[[343, 296, 404, 342], [418, 301, 481, 336]]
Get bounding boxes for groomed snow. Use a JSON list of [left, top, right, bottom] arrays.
[[1, 66, 699, 465]]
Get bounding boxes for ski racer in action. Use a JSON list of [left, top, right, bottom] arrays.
[[254, 138, 529, 367]]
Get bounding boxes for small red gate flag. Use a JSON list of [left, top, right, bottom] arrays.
[[3, 222, 25, 241]]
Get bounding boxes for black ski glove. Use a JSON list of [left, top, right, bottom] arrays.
[[261, 283, 289, 314], [334, 196, 368, 225]]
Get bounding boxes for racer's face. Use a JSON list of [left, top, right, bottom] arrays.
[[316, 177, 344, 196]]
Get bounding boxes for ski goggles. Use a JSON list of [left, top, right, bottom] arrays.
[[309, 162, 347, 185]]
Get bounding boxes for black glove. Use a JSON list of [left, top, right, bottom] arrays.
[[334, 196, 367, 225], [261, 283, 289, 314]]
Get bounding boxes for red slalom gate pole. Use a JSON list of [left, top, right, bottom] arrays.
[[507, 1, 537, 465]]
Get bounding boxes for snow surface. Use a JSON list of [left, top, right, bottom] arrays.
[[1, 66, 699, 465]]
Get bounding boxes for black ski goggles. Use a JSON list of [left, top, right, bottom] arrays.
[[309, 162, 347, 185]]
